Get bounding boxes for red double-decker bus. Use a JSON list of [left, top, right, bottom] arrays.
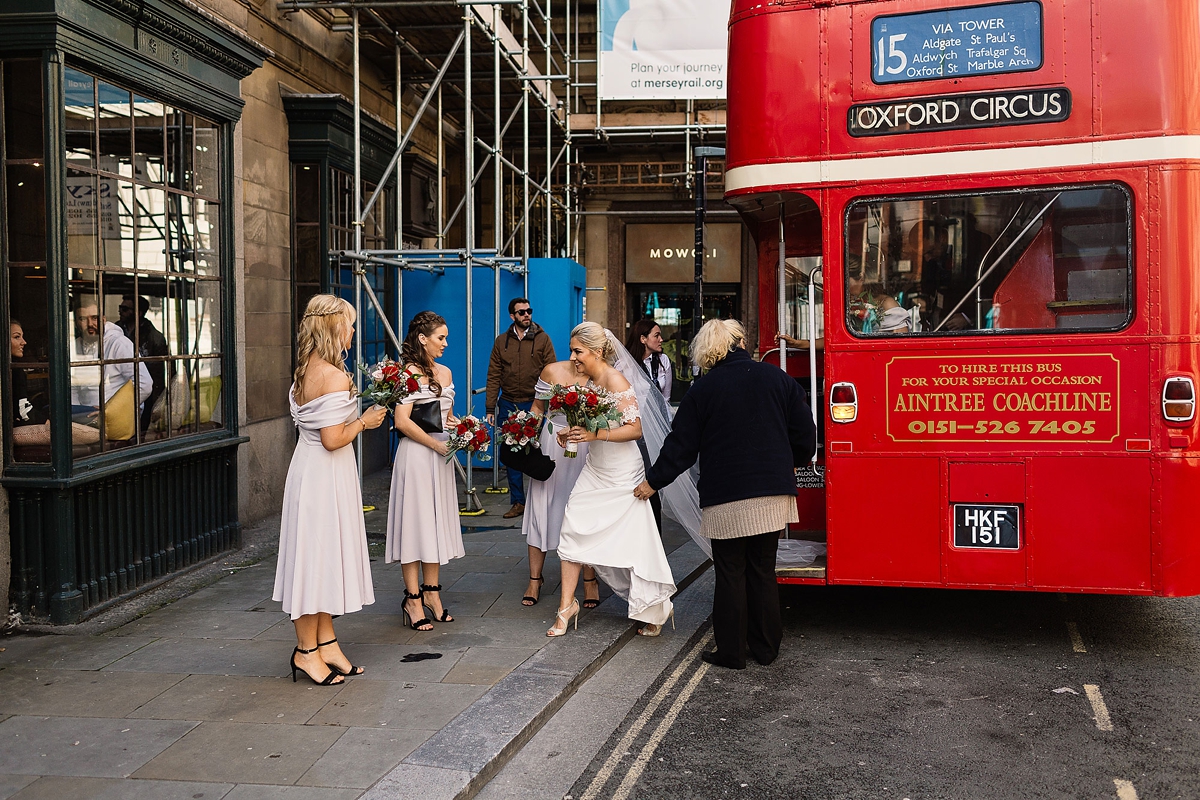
[[725, 0, 1200, 594]]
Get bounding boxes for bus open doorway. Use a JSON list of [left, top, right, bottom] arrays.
[[742, 193, 830, 585]]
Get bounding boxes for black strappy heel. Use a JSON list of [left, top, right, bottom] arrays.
[[421, 584, 454, 622], [522, 575, 545, 606], [290, 646, 343, 685], [582, 576, 601, 609], [403, 590, 434, 631], [317, 638, 364, 676]]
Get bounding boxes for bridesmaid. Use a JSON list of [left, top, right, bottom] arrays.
[[385, 311, 465, 630], [520, 360, 600, 608], [274, 294, 387, 685]]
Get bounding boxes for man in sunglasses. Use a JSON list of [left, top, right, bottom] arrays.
[[486, 298, 557, 518]]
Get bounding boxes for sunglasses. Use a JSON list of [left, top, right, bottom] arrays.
[[513, 308, 533, 316]]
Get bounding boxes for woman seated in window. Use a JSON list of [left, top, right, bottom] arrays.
[[864, 285, 913, 334], [10, 320, 45, 430], [10, 319, 100, 452]]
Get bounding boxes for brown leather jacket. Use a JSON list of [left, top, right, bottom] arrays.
[[485, 323, 557, 409]]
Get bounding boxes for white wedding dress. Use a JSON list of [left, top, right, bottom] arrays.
[[558, 387, 676, 626]]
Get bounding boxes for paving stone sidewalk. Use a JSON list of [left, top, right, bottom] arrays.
[[0, 468, 708, 800]]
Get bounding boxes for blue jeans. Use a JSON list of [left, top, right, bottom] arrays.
[[496, 396, 533, 505]]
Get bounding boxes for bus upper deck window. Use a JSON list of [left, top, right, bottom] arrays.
[[844, 185, 1132, 337]]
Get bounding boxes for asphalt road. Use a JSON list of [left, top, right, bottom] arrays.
[[569, 585, 1200, 800]]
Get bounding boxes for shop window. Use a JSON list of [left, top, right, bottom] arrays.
[[291, 162, 322, 328], [844, 184, 1132, 336], [4, 60, 52, 461], [4, 64, 226, 464], [627, 284, 741, 401]]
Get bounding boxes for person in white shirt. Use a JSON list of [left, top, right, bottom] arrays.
[[626, 318, 672, 403], [70, 297, 154, 423], [871, 289, 914, 334]]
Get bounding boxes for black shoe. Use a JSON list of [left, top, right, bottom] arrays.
[[751, 649, 779, 667], [421, 583, 454, 622], [290, 646, 344, 685], [317, 638, 365, 676], [522, 575, 544, 606], [581, 576, 600, 609], [402, 590, 434, 631], [700, 650, 746, 670]]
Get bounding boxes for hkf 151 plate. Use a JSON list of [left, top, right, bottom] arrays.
[[953, 503, 1020, 549]]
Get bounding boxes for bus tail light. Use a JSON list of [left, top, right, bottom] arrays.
[[1162, 377, 1196, 423], [830, 382, 858, 422]]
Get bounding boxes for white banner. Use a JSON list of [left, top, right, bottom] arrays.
[[599, 0, 729, 100]]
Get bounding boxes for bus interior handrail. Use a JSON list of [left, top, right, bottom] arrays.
[[935, 191, 1061, 332]]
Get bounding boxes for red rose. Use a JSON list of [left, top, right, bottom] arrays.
[[585, 393, 599, 407], [474, 430, 489, 443], [549, 396, 562, 410], [456, 423, 468, 436], [405, 377, 420, 393], [523, 425, 537, 438], [382, 364, 401, 381], [564, 391, 579, 406]]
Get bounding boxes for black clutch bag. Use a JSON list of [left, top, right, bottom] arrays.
[[498, 443, 556, 482], [398, 399, 443, 437]]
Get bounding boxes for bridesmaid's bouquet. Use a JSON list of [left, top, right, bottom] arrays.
[[445, 415, 492, 463], [547, 384, 621, 457], [359, 357, 420, 408], [498, 409, 544, 454]]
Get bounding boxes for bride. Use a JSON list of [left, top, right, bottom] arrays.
[[550, 322, 677, 637]]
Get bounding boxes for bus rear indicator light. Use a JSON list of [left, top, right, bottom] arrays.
[[1162, 377, 1195, 423], [830, 382, 858, 423]]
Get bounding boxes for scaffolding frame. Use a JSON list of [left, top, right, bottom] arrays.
[[277, 0, 727, 505], [279, 0, 572, 505]]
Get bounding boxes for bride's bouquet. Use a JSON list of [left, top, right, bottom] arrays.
[[445, 415, 492, 464], [498, 409, 544, 454], [359, 357, 420, 408], [547, 384, 621, 457]]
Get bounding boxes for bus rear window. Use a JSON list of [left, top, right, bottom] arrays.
[[844, 185, 1132, 336]]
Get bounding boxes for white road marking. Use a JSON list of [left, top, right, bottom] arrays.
[[1084, 684, 1114, 731], [610, 659, 711, 800], [580, 631, 713, 800], [1067, 621, 1087, 653], [1114, 778, 1139, 799]]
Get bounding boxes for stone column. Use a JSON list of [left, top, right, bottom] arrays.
[[583, 200, 611, 325]]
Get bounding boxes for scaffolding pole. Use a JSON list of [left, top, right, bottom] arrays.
[[488, 1, 506, 494], [353, 7, 365, 488]]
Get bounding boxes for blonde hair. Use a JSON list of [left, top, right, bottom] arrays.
[[691, 318, 745, 370], [293, 294, 356, 401], [570, 321, 617, 365]]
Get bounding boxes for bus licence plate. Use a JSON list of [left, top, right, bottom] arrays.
[[953, 504, 1020, 550]]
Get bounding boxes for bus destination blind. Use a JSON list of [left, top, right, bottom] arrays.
[[871, 1, 1043, 84]]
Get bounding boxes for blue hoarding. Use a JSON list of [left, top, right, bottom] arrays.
[[870, 1, 1042, 84]]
